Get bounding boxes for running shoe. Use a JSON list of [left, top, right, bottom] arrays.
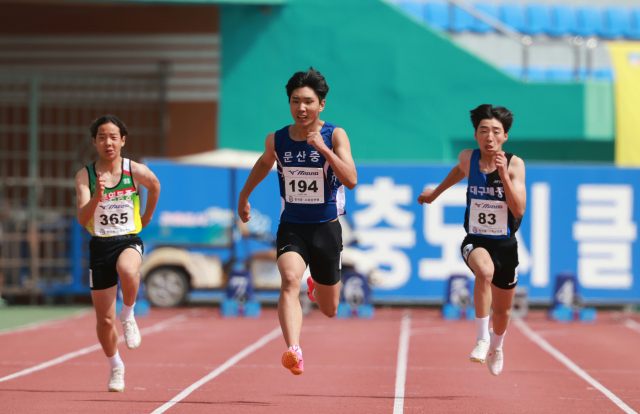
[[121, 317, 141, 349], [487, 331, 504, 376], [487, 347, 503, 376], [306, 276, 316, 303], [469, 338, 490, 363], [108, 366, 125, 392], [282, 348, 304, 375]]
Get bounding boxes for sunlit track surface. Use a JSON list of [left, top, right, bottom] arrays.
[[0, 308, 638, 414]]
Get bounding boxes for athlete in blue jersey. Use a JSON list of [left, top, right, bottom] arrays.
[[418, 104, 526, 376], [238, 68, 357, 375]]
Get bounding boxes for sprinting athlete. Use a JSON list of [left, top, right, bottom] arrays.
[[75, 115, 161, 392], [418, 104, 526, 376], [238, 67, 357, 375]]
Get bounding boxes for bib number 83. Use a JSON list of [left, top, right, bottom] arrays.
[[289, 179, 318, 193], [99, 213, 129, 226], [477, 213, 496, 225]]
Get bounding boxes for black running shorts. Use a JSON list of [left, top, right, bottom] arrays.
[[460, 234, 519, 290], [276, 220, 343, 286], [89, 234, 144, 290]]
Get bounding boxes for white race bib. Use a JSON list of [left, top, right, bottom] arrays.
[[94, 198, 136, 236], [469, 198, 508, 236], [284, 167, 324, 204]]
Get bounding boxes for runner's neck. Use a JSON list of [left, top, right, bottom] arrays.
[[95, 156, 123, 174]]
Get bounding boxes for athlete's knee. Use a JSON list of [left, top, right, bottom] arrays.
[[280, 271, 301, 292], [118, 268, 140, 282], [475, 267, 493, 285], [493, 307, 511, 320], [319, 303, 338, 318], [96, 314, 115, 330]]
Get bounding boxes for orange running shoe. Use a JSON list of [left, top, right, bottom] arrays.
[[306, 276, 316, 303], [282, 347, 304, 375]]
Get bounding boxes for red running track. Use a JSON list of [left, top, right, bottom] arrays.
[[0, 307, 638, 414]]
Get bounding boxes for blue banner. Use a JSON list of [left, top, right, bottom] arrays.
[[143, 160, 640, 305]]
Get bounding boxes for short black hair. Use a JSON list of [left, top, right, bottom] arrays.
[[285, 67, 329, 102], [470, 104, 514, 133], [89, 114, 129, 139]]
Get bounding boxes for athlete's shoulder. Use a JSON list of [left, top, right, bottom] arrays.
[[458, 149, 474, 162], [75, 167, 89, 184], [130, 159, 148, 173], [508, 154, 525, 169]]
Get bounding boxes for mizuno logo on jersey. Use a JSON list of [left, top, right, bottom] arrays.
[[289, 170, 319, 176]]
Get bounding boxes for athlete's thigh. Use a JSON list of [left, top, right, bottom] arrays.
[[277, 251, 307, 282], [115, 247, 143, 279], [314, 280, 341, 304], [466, 247, 494, 278], [490, 284, 516, 313], [308, 221, 342, 286], [91, 286, 118, 319]]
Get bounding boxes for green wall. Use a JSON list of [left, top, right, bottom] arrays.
[[220, 0, 614, 162]]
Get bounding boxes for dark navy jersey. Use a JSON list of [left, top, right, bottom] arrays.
[[274, 122, 345, 223], [463, 149, 521, 239]]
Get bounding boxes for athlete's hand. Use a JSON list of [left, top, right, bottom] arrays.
[[93, 172, 106, 198], [417, 188, 438, 205], [495, 152, 509, 179], [238, 200, 251, 223], [306, 131, 329, 154], [141, 214, 152, 228]]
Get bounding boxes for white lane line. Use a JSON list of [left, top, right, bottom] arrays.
[[151, 326, 281, 414], [0, 308, 93, 337], [393, 310, 411, 414], [514, 319, 637, 414], [0, 313, 186, 383], [625, 319, 640, 334]]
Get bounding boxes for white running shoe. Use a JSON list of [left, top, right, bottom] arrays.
[[108, 366, 125, 392], [470, 338, 490, 363], [487, 347, 504, 375], [122, 317, 141, 349]]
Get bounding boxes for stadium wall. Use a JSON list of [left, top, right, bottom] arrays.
[[219, 0, 614, 162]]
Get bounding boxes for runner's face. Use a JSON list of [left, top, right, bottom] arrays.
[[289, 87, 325, 127], [475, 118, 507, 155], [93, 123, 125, 161]]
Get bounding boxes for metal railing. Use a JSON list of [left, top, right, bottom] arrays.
[[0, 70, 167, 301], [447, 0, 603, 82]]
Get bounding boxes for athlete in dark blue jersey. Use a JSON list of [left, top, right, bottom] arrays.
[[418, 104, 526, 377], [238, 68, 357, 376]]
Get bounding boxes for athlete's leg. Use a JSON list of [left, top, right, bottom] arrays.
[[91, 286, 119, 357], [115, 249, 142, 307], [490, 285, 516, 336], [467, 248, 494, 319], [277, 252, 307, 347], [314, 280, 340, 318]]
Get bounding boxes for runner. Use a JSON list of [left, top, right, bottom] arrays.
[[418, 104, 526, 376], [238, 67, 357, 375], [75, 115, 161, 391]]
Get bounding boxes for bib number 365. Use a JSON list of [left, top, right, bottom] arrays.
[[99, 213, 129, 226]]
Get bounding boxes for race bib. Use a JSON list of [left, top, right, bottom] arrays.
[[284, 167, 324, 204], [94, 198, 136, 236], [469, 198, 508, 236]]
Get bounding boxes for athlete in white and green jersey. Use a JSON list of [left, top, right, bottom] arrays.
[[75, 115, 161, 392]]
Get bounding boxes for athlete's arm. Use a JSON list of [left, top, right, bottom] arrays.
[[496, 153, 526, 218], [238, 133, 277, 223], [417, 150, 471, 205], [131, 161, 161, 228], [76, 168, 106, 226], [307, 127, 357, 190]]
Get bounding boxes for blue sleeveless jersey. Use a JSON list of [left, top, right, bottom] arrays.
[[274, 123, 345, 223], [463, 149, 521, 239]]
